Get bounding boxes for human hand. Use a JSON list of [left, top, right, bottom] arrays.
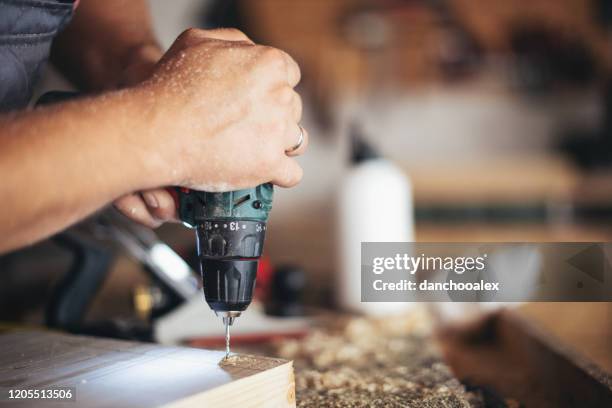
[[116, 29, 307, 227], [138, 27, 307, 192]]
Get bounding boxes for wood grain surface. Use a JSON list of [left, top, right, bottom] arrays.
[[439, 310, 612, 408], [0, 331, 295, 408]]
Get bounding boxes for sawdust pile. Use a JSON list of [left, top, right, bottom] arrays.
[[275, 308, 485, 408]]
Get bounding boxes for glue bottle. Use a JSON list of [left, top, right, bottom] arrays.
[[337, 127, 415, 315]]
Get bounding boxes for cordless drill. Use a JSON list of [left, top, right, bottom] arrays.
[[36, 92, 274, 355], [177, 184, 273, 356]]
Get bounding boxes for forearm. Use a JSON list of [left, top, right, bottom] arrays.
[[0, 89, 165, 253], [51, 0, 162, 90]]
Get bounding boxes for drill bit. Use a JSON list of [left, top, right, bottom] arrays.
[[224, 319, 231, 359], [221, 315, 235, 359], [219, 313, 239, 360]]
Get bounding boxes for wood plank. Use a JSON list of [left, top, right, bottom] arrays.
[[439, 310, 612, 408], [0, 331, 295, 408], [518, 303, 612, 374]]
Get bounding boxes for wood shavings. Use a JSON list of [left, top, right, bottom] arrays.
[[274, 309, 487, 407], [219, 354, 288, 371]]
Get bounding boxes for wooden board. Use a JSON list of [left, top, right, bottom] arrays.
[[439, 310, 612, 408], [518, 303, 612, 374], [0, 331, 295, 408]]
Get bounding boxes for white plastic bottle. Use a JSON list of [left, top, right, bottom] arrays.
[[337, 131, 415, 315]]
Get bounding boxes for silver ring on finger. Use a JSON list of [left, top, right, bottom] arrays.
[[285, 124, 304, 153]]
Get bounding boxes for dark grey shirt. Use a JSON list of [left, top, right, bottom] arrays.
[[0, 0, 74, 111]]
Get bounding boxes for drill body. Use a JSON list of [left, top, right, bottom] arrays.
[[177, 184, 273, 322]]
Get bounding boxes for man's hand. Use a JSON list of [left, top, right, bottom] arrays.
[[116, 28, 307, 228], [147, 28, 307, 189], [123, 28, 306, 221], [53, 1, 306, 229]]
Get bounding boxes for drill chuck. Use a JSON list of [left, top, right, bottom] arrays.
[[200, 259, 258, 312]]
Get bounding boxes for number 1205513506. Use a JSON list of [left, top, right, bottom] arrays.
[[4, 388, 75, 401]]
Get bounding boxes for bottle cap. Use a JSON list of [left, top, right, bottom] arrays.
[[350, 125, 380, 163]]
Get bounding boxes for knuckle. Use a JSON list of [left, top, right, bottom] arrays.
[[293, 56, 302, 74], [114, 203, 128, 214], [153, 206, 174, 221], [179, 27, 202, 41], [284, 51, 299, 67], [293, 94, 303, 116], [270, 151, 285, 168], [294, 64, 302, 83], [113, 199, 131, 213], [223, 27, 247, 39], [288, 165, 303, 185], [113, 197, 126, 207], [278, 86, 294, 104], [259, 46, 285, 66], [156, 199, 176, 219], [175, 28, 208, 48], [147, 219, 163, 229]]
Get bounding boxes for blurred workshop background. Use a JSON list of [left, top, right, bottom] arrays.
[[1, 0, 611, 373]]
